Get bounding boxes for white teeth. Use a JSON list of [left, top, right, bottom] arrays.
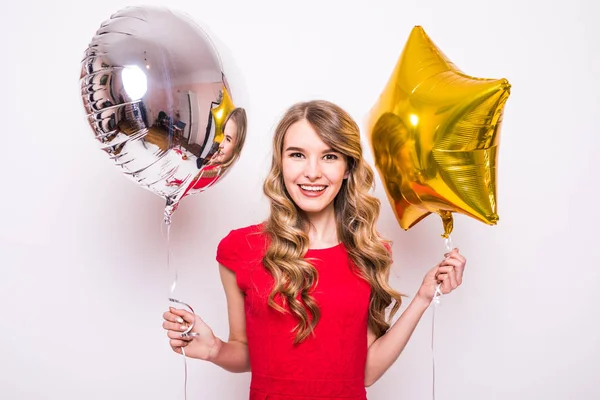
[[300, 185, 326, 192]]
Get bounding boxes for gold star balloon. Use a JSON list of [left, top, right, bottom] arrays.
[[211, 86, 236, 142], [367, 26, 511, 238]]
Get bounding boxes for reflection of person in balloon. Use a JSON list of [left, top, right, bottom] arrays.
[[372, 112, 447, 220], [162, 101, 466, 398], [168, 108, 247, 194], [212, 107, 247, 167], [372, 113, 414, 198]]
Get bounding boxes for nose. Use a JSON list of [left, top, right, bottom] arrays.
[[304, 158, 322, 181]]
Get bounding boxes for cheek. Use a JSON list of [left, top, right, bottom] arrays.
[[282, 161, 300, 181], [326, 165, 348, 184], [282, 170, 300, 196]]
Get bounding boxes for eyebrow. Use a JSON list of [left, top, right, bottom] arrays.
[[284, 146, 339, 154]]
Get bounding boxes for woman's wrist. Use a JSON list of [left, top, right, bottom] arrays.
[[207, 337, 224, 362], [413, 289, 433, 310]]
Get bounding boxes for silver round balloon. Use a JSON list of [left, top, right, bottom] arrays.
[[80, 6, 246, 222]]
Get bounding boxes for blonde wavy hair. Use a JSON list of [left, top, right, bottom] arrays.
[[203, 107, 248, 170], [220, 107, 247, 169], [262, 100, 403, 344]]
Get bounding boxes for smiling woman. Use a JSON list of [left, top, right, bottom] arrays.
[[162, 100, 467, 399], [281, 119, 350, 218]]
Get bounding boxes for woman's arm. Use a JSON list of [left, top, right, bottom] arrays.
[[364, 249, 466, 386], [163, 264, 250, 373], [209, 264, 251, 372], [364, 295, 430, 386]]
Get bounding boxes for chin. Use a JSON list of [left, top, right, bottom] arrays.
[[298, 204, 328, 214], [291, 197, 334, 215]]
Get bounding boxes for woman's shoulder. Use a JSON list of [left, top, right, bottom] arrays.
[[216, 222, 268, 272], [220, 222, 267, 245]]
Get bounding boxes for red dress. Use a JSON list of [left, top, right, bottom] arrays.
[[216, 224, 371, 400]]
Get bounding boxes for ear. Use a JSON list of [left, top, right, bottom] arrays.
[[344, 169, 350, 180]]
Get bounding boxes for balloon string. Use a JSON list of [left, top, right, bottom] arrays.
[[162, 211, 199, 400], [431, 235, 453, 400], [444, 236, 453, 253]]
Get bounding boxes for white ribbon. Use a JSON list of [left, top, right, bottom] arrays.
[[162, 215, 198, 400], [431, 235, 453, 400]]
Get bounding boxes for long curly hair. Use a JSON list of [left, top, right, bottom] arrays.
[[220, 107, 247, 169], [262, 100, 403, 344]]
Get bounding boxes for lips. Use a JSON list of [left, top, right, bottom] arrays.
[[298, 184, 328, 197], [299, 184, 326, 192]]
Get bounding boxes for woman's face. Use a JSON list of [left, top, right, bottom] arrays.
[[281, 119, 349, 218], [216, 119, 238, 163]]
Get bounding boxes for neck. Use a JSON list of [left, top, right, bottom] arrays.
[[305, 203, 338, 249]]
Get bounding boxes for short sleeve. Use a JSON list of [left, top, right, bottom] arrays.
[[216, 230, 241, 273]]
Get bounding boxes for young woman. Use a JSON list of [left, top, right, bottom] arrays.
[[167, 107, 247, 193], [162, 100, 466, 399]]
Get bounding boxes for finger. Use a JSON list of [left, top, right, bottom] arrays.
[[454, 261, 465, 285], [163, 310, 186, 324], [167, 330, 193, 341], [443, 274, 453, 294], [441, 258, 465, 284], [436, 265, 454, 274], [447, 254, 466, 267], [446, 249, 466, 263], [162, 320, 191, 332], [447, 267, 458, 290], [169, 339, 190, 349], [441, 257, 463, 270], [438, 265, 458, 289], [434, 266, 455, 282], [436, 272, 448, 283], [169, 307, 198, 325], [438, 274, 451, 294], [443, 248, 458, 257], [453, 251, 466, 263]]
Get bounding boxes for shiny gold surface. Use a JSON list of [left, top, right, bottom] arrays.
[[368, 26, 511, 237]]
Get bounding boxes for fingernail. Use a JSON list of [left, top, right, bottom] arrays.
[[169, 307, 175, 312], [180, 325, 187, 330], [177, 317, 184, 323]]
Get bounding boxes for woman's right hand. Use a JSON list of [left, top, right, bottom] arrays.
[[162, 307, 222, 361]]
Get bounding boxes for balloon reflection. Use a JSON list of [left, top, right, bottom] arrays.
[[79, 6, 247, 220]]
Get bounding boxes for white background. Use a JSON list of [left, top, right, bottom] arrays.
[[2, 0, 599, 399]]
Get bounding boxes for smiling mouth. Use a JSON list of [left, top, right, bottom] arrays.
[[299, 184, 327, 192]]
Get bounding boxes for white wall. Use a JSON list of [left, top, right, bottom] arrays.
[[2, 0, 598, 399]]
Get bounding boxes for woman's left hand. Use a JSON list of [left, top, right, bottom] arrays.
[[417, 248, 467, 303]]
